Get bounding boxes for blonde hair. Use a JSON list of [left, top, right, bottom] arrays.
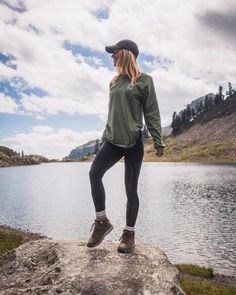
[[110, 49, 141, 88]]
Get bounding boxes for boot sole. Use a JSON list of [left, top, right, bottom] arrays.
[[87, 225, 114, 248], [117, 244, 135, 253]]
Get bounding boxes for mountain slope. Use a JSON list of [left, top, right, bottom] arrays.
[[144, 109, 236, 163], [63, 140, 98, 161]]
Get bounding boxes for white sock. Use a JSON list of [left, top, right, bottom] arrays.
[[96, 209, 107, 220], [124, 225, 135, 232]]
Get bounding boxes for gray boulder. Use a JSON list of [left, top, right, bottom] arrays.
[[0, 238, 185, 294]]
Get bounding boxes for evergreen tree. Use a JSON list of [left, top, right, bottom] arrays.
[[219, 85, 224, 101], [215, 85, 224, 106], [228, 82, 233, 97], [209, 96, 214, 108], [214, 94, 221, 106], [186, 104, 192, 122], [171, 114, 181, 135], [175, 115, 181, 134], [204, 95, 210, 111], [171, 111, 177, 130], [181, 109, 187, 125], [21, 150, 24, 157], [191, 108, 196, 119], [195, 102, 200, 116], [197, 100, 204, 114], [171, 111, 179, 135], [204, 95, 214, 111]]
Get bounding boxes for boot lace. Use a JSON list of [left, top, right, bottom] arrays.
[[90, 219, 105, 238], [119, 230, 134, 244]]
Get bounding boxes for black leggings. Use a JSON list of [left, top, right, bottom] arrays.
[[89, 130, 144, 227]]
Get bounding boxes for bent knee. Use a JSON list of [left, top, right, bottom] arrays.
[[89, 166, 103, 179]]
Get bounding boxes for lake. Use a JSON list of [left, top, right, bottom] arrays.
[[0, 162, 235, 276]]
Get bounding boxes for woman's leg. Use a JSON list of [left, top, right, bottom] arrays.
[[124, 131, 144, 227], [89, 140, 123, 212]]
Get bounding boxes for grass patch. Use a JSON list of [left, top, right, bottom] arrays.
[[199, 142, 226, 150], [176, 263, 214, 278], [0, 230, 24, 256], [175, 264, 236, 295], [144, 133, 236, 163], [180, 277, 236, 295]]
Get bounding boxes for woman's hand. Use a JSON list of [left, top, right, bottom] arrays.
[[155, 146, 165, 157]]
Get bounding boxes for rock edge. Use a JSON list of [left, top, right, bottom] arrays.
[[0, 238, 185, 295]]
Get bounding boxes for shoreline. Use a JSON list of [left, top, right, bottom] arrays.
[[1, 223, 235, 288], [1, 160, 236, 168]]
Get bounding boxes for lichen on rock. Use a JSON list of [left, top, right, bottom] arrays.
[[0, 238, 185, 294]]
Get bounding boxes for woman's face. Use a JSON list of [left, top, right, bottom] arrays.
[[111, 50, 119, 67]]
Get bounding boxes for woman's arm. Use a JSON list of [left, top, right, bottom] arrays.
[[142, 76, 165, 155]]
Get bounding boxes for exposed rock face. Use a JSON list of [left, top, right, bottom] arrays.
[[0, 238, 185, 294], [27, 155, 50, 163], [65, 140, 98, 160], [189, 92, 215, 114], [0, 146, 51, 168]]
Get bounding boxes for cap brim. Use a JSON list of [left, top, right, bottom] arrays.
[[105, 45, 118, 54]]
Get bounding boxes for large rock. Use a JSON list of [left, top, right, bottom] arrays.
[[0, 238, 184, 294]]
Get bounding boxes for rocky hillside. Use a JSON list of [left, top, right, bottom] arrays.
[[143, 93, 236, 162], [188, 92, 215, 114], [81, 101, 236, 163], [63, 139, 98, 161], [80, 108, 236, 163], [0, 146, 51, 168]]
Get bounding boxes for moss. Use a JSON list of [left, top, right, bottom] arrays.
[[180, 277, 236, 295], [175, 263, 214, 278], [175, 264, 236, 295], [0, 230, 24, 256]]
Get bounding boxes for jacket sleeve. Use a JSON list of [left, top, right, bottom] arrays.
[[142, 76, 165, 152]]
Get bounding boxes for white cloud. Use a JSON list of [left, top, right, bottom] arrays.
[[35, 114, 45, 120], [0, 93, 18, 113], [0, 63, 17, 79], [1, 127, 102, 159], [32, 126, 54, 133], [0, 0, 235, 129], [19, 92, 109, 116], [75, 53, 104, 67]]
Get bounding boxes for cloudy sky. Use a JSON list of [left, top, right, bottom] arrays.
[[0, 0, 235, 159]]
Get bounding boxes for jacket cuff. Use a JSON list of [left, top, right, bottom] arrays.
[[155, 146, 165, 154]]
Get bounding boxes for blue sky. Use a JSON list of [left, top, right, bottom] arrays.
[[0, 0, 235, 159]]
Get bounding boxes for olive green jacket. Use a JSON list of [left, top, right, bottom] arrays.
[[101, 73, 165, 153]]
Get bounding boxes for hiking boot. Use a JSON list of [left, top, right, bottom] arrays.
[[87, 217, 113, 247], [117, 229, 135, 253]]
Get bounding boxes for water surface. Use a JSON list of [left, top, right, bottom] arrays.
[[0, 162, 235, 276]]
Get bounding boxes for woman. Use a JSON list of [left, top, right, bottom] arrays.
[[87, 39, 165, 253]]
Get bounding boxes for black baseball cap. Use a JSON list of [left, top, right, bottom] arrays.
[[105, 39, 139, 58]]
